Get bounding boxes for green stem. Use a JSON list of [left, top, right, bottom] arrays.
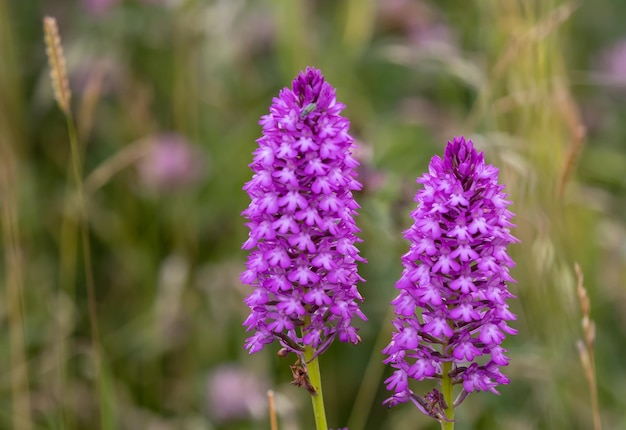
[[65, 113, 112, 429], [303, 317, 328, 430], [441, 361, 455, 430], [65, 115, 101, 355]]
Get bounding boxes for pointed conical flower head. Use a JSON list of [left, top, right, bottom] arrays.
[[383, 136, 519, 410], [241, 67, 366, 356]]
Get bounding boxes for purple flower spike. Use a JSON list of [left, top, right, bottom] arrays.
[[383, 136, 519, 412], [241, 67, 366, 356]]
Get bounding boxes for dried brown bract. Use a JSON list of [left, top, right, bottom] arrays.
[[290, 359, 317, 395]]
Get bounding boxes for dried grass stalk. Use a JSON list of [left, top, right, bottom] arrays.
[[574, 263, 601, 430], [43, 16, 71, 115]]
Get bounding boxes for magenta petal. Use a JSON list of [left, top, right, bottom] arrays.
[[383, 136, 518, 410], [240, 67, 366, 355]]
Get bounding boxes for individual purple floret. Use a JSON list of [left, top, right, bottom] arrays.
[[383, 136, 518, 413], [241, 67, 366, 357]]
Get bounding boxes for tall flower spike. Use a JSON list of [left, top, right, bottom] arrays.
[[241, 67, 366, 357], [383, 137, 519, 421]]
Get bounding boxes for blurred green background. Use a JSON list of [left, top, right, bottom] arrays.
[[1, 0, 625, 429]]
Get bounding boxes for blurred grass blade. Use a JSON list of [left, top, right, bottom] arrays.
[[341, 0, 376, 56], [44, 16, 116, 430], [270, 0, 312, 76], [574, 263, 601, 430], [1, 2, 32, 428], [0, 155, 32, 430]]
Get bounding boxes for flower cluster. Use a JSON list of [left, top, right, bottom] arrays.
[[383, 136, 518, 409], [241, 67, 366, 356]]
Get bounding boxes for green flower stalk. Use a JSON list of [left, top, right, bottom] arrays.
[[240, 67, 366, 430], [383, 137, 519, 428]]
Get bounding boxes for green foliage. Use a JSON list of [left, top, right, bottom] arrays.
[[1, 0, 625, 429]]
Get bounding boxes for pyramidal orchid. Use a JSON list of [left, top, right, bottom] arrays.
[[241, 67, 366, 430], [383, 136, 518, 428]]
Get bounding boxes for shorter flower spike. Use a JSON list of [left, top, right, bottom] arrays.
[[241, 67, 366, 357], [383, 136, 519, 415]]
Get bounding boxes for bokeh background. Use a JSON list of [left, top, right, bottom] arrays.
[[1, 0, 625, 429]]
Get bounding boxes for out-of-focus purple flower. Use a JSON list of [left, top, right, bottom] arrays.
[[70, 57, 124, 99], [352, 141, 386, 194], [599, 38, 626, 87], [82, 0, 119, 16], [377, 0, 456, 50], [383, 136, 518, 412], [241, 67, 366, 356], [206, 364, 268, 423], [137, 133, 205, 191]]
